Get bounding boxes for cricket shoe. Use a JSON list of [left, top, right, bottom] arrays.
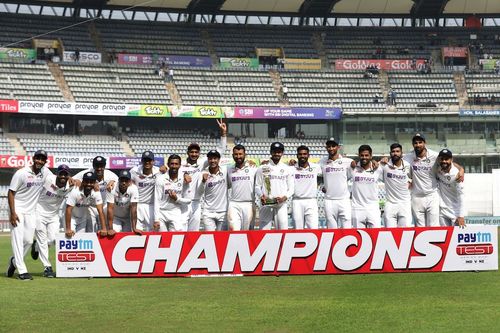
[[6, 256, 15, 277], [43, 266, 56, 278], [31, 240, 39, 260], [18, 273, 33, 281]]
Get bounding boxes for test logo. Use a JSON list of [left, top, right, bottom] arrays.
[[58, 239, 95, 262], [456, 244, 493, 256]]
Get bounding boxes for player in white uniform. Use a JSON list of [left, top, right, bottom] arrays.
[[403, 134, 464, 227], [292, 145, 322, 229], [319, 138, 354, 229], [351, 145, 383, 228], [382, 143, 412, 227], [107, 170, 140, 233], [6, 150, 51, 280], [181, 119, 227, 231], [227, 144, 257, 231], [74, 156, 118, 231], [154, 154, 191, 232], [34, 164, 74, 278], [255, 142, 294, 230], [65, 172, 108, 237], [130, 151, 161, 231], [435, 149, 465, 227], [199, 150, 228, 231]]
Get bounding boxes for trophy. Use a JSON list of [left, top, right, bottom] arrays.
[[262, 165, 277, 205]]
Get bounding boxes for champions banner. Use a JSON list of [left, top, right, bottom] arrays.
[[56, 226, 498, 278]]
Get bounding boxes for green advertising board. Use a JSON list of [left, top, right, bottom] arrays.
[[219, 57, 259, 69], [127, 104, 171, 117], [169, 105, 225, 118], [0, 48, 36, 62]]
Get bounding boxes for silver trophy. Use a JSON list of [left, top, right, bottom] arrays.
[[262, 165, 277, 205]]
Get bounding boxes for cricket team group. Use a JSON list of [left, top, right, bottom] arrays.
[[5, 121, 465, 280]]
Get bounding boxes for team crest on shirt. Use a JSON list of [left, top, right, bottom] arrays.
[[245, 168, 249, 173], [280, 169, 284, 174], [447, 176, 451, 181]]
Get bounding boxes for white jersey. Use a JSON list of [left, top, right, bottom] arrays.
[[319, 156, 353, 200], [403, 149, 438, 197], [200, 166, 228, 213], [437, 165, 465, 218], [382, 160, 411, 203], [293, 163, 321, 199], [227, 162, 257, 202], [130, 165, 160, 204], [66, 187, 103, 219], [107, 183, 139, 219], [255, 160, 294, 200], [74, 168, 119, 204], [154, 173, 191, 218], [351, 163, 383, 209], [37, 173, 73, 216], [9, 166, 51, 214]]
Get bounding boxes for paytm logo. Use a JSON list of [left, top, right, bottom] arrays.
[[59, 239, 94, 250], [457, 232, 492, 243]]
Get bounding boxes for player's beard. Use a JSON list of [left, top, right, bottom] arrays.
[[360, 158, 370, 167], [391, 155, 401, 164]]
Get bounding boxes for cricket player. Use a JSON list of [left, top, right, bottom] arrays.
[[382, 143, 412, 227], [65, 172, 108, 237], [199, 150, 228, 231], [6, 150, 52, 280], [403, 133, 464, 227], [255, 142, 294, 230], [107, 170, 140, 233], [292, 145, 322, 229], [181, 119, 227, 231], [319, 138, 354, 229], [436, 149, 465, 227], [74, 156, 118, 231], [154, 154, 192, 232], [130, 151, 161, 231], [34, 164, 74, 278], [227, 144, 257, 231], [351, 145, 383, 228]]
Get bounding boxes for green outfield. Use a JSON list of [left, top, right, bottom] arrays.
[[0, 234, 499, 333]]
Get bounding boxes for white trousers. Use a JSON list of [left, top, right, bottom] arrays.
[[113, 216, 132, 232], [384, 201, 412, 227], [352, 206, 381, 228], [136, 203, 154, 231], [157, 209, 188, 232], [324, 198, 352, 229], [187, 200, 201, 231], [292, 198, 319, 229], [227, 201, 254, 231], [259, 203, 288, 230], [10, 212, 36, 274], [70, 216, 91, 234], [202, 211, 226, 231], [35, 214, 59, 268], [412, 192, 440, 227]]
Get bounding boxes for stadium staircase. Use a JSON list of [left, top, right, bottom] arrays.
[[47, 62, 75, 102], [88, 21, 108, 62], [431, 49, 444, 71], [3, 133, 26, 155], [120, 136, 135, 156], [165, 82, 182, 105], [268, 69, 289, 106], [377, 70, 390, 104], [201, 30, 219, 66], [311, 32, 329, 69], [453, 72, 468, 106]]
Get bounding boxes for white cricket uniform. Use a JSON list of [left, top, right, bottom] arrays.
[[74, 168, 118, 230], [154, 173, 191, 232], [292, 163, 321, 229], [382, 160, 412, 227], [107, 184, 139, 232], [9, 166, 51, 275], [255, 160, 294, 230], [436, 165, 465, 226], [227, 163, 257, 231], [35, 174, 73, 268], [320, 156, 353, 229], [130, 165, 160, 231], [181, 136, 227, 231], [404, 149, 439, 227], [351, 163, 383, 228], [199, 166, 228, 231], [65, 187, 103, 233]]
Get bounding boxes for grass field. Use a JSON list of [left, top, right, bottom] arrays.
[[1, 233, 499, 333]]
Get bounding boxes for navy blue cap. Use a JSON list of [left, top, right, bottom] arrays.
[[438, 149, 453, 158], [118, 170, 131, 179], [141, 151, 154, 161], [34, 150, 48, 158], [412, 133, 426, 143], [207, 150, 221, 158], [270, 142, 285, 152], [82, 171, 97, 181], [57, 164, 71, 174], [326, 137, 339, 146], [92, 156, 106, 167]]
